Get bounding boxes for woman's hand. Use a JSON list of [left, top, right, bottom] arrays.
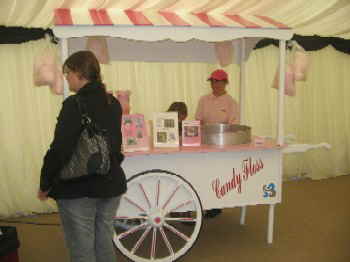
[[37, 190, 49, 201]]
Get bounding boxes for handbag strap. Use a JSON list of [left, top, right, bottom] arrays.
[[75, 95, 91, 126]]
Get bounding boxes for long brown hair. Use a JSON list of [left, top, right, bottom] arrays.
[[64, 51, 112, 103], [63, 50, 102, 83]]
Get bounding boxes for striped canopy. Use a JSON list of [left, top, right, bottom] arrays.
[[53, 8, 293, 42]]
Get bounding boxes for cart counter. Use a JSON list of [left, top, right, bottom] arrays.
[[122, 141, 283, 210]]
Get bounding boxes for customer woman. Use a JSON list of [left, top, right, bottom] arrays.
[[38, 51, 126, 262]]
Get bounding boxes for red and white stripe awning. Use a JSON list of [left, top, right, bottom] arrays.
[[53, 8, 293, 42]]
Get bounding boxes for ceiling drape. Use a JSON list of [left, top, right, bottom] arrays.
[[1, 0, 350, 39]]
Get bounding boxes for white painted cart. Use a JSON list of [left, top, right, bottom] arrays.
[[53, 8, 293, 262], [115, 143, 282, 261]]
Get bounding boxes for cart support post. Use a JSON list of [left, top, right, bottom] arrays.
[[240, 206, 247, 225], [267, 204, 276, 244], [277, 40, 286, 145], [239, 38, 246, 125], [60, 38, 69, 99]]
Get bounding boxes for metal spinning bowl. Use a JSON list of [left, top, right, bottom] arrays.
[[201, 123, 251, 146]]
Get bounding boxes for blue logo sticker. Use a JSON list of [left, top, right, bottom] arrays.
[[263, 183, 276, 198]]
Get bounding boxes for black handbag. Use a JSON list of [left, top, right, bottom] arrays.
[[60, 96, 111, 181]]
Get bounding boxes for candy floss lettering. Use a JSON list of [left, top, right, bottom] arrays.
[[212, 158, 264, 199]]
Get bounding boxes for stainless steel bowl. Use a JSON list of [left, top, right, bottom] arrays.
[[201, 124, 251, 145]]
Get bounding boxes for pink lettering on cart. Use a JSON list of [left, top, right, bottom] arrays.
[[242, 157, 264, 180], [212, 158, 264, 199]]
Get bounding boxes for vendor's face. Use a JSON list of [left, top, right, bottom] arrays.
[[64, 68, 82, 93], [210, 79, 227, 96]]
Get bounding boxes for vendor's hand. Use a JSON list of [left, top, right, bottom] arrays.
[[37, 190, 49, 201]]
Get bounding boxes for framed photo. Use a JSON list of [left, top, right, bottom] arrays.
[[121, 114, 150, 152], [153, 112, 179, 147], [182, 120, 201, 146]]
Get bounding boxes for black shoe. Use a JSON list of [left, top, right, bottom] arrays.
[[204, 209, 222, 219]]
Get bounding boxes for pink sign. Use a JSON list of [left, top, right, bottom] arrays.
[[122, 114, 149, 152]]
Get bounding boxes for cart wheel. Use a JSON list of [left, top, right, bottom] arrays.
[[113, 169, 203, 262]]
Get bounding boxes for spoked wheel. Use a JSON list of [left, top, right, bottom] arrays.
[[113, 169, 203, 262]]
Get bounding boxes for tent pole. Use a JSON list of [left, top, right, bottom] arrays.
[[60, 38, 69, 99], [239, 38, 246, 125], [277, 40, 286, 145]]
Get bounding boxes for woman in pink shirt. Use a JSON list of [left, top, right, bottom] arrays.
[[195, 69, 239, 125]]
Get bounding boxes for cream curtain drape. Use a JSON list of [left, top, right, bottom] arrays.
[[2, 0, 350, 39], [0, 39, 62, 216], [1, 39, 349, 217]]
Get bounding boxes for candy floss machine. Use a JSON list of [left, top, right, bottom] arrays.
[[201, 124, 252, 146]]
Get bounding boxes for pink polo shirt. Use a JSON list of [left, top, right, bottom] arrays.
[[195, 93, 240, 124]]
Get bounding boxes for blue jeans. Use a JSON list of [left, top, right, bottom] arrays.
[[56, 197, 120, 262]]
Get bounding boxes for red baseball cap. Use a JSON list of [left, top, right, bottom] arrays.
[[207, 69, 229, 82]]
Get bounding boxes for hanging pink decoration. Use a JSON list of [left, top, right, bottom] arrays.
[[272, 64, 296, 97], [293, 50, 310, 81], [33, 53, 64, 95], [115, 90, 132, 115], [86, 36, 110, 64], [214, 41, 233, 67]]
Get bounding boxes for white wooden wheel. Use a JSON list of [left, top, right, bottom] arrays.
[[113, 169, 203, 262]]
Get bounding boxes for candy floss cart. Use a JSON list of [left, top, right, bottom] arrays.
[[53, 9, 293, 262]]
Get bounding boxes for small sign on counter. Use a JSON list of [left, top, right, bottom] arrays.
[[153, 112, 179, 148], [121, 114, 150, 152], [182, 120, 201, 147], [253, 136, 266, 146]]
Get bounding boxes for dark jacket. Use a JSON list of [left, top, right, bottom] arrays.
[[40, 81, 127, 199]]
